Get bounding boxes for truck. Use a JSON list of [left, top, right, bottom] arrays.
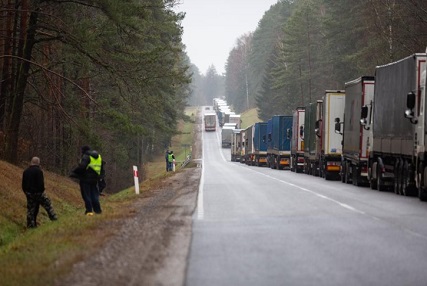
[[319, 90, 345, 180], [244, 125, 254, 165], [359, 53, 427, 197], [303, 100, 323, 176], [204, 112, 217, 131], [239, 128, 246, 163], [229, 114, 241, 129], [290, 107, 305, 173], [221, 126, 234, 148], [224, 111, 235, 125], [336, 77, 375, 186], [252, 122, 268, 166], [266, 115, 292, 170], [231, 129, 243, 162]]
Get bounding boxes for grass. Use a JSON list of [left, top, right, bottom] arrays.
[[240, 108, 261, 129], [0, 107, 197, 286]]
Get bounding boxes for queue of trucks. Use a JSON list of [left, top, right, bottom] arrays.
[[222, 51, 427, 201]]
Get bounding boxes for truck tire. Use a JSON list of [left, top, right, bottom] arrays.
[[420, 168, 427, 201], [419, 188, 427, 201], [402, 161, 416, 196], [370, 162, 378, 190], [341, 162, 346, 183], [344, 162, 351, 184], [396, 161, 403, 195], [377, 163, 388, 192], [276, 158, 281, 170], [352, 165, 361, 186]]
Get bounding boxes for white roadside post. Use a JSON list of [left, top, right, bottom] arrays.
[[133, 165, 140, 194]]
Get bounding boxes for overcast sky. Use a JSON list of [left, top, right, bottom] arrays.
[[175, 0, 278, 75]]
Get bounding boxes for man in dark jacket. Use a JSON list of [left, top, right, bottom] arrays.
[[22, 157, 57, 228], [73, 145, 105, 215]]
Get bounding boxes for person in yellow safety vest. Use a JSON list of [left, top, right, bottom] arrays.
[[167, 150, 175, 172], [72, 145, 105, 216]]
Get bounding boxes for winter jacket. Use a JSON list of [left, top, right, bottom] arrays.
[[73, 150, 105, 184], [22, 165, 45, 194]]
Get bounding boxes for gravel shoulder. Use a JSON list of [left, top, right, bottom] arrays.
[[57, 111, 202, 286]]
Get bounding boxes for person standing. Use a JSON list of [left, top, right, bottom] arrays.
[[22, 157, 57, 228], [73, 145, 105, 216], [167, 150, 175, 172], [165, 149, 169, 172]]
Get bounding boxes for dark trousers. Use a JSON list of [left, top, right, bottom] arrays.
[[167, 161, 173, 171], [80, 181, 102, 214], [26, 192, 56, 228]]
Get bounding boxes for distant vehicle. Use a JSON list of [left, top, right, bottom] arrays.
[[221, 126, 235, 148], [266, 115, 292, 170], [231, 129, 244, 162], [338, 76, 374, 186], [223, 123, 237, 129], [290, 107, 305, 173], [204, 113, 216, 131], [303, 100, 323, 176], [254, 122, 268, 166], [319, 90, 345, 180]]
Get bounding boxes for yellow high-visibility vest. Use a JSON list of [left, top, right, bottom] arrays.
[[87, 155, 102, 175]]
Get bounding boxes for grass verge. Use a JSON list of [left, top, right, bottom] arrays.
[[0, 107, 197, 286]]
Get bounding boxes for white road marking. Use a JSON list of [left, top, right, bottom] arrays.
[[197, 130, 205, 220], [244, 167, 367, 215]]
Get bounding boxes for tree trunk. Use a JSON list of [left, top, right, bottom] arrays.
[[4, 0, 39, 163]]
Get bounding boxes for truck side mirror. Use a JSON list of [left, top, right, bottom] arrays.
[[360, 105, 370, 129], [262, 135, 266, 143], [361, 106, 368, 120], [334, 118, 342, 134], [300, 125, 304, 138], [315, 120, 321, 137], [407, 91, 415, 109], [404, 91, 418, 124], [286, 128, 292, 139]]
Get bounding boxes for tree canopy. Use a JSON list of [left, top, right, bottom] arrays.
[[0, 0, 190, 190], [224, 0, 427, 121]]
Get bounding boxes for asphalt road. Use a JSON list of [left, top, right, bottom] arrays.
[[185, 113, 427, 286]]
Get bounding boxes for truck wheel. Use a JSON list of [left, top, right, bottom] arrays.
[[344, 162, 352, 184], [340, 161, 347, 183], [377, 174, 387, 192], [377, 162, 389, 192], [419, 188, 427, 201], [352, 165, 360, 186], [370, 162, 378, 190], [420, 168, 427, 201], [394, 162, 402, 195], [402, 162, 416, 196]]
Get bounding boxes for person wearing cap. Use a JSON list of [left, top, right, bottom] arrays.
[[72, 145, 105, 215], [22, 157, 57, 228]]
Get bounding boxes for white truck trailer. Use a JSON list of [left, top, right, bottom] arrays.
[[319, 90, 345, 180], [337, 76, 375, 186]]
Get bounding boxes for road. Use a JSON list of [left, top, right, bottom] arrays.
[[185, 113, 427, 286]]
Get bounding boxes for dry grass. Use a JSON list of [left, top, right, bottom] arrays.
[[241, 108, 261, 129], [0, 107, 197, 286]]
